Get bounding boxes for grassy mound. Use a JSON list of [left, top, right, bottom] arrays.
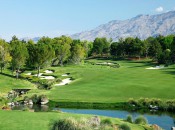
[[0, 110, 150, 130]]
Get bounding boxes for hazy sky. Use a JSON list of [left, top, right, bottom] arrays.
[[0, 0, 175, 40]]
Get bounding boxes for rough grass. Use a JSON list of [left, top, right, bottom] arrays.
[[0, 110, 149, 130]]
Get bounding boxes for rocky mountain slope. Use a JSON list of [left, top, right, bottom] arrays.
[[71, 11, 175, 41]]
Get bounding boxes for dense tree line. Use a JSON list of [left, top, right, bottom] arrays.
[[0, 35, 92, 78], [0, 34, 175, 78], [110, 35, 175, 65], [91, 35, 175, 65]]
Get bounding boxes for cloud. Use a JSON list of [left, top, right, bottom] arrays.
[[155, 6, 164, 12]]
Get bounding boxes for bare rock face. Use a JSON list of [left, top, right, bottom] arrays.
[[152, 124, 162, 130], [28, 100, 33, 105], [71, 11, 175, 41], [88, 116, 101, 127], [40, 97, 49, 105]]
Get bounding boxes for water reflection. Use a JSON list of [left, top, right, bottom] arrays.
[[59, 108, 175, 130], [12, 105, 175, 130], [12, 104, 50, 112]]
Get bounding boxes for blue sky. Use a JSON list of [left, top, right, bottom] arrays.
[[0, 0, 175, 40]]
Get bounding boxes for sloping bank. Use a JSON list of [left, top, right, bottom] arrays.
[[50, 97, 175, 112], [49, 100, 127, 109], [0, 110, 152, 130]]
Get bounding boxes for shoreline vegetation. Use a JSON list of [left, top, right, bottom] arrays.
[[49, 98, 175, 112]]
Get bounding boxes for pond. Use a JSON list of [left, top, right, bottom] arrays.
[[11, 105, 175, 130], [58, 108, 174, 130]]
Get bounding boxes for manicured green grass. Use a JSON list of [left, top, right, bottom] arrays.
[[1, 59, 175, 103], [0, 110, 149, 130], [41, 59, 175, 103]]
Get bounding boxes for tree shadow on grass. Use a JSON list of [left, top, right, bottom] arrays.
[[162, 70, 175, 76], [0, 72, 15, 78], [160, 66, 175, 76], [126, 61, 156, 68]]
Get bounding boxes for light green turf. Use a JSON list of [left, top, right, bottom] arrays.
[[1, 59, 175, 103], [27, 59, 175, 103], [0, 70, 36, 96], [0, 110, 148, 130]]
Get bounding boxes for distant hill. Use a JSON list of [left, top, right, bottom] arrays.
[[71, 11, 175, 41], [20, 37, 40, 43]]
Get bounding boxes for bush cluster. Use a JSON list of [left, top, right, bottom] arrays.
[[100, 118, 112, 125], [134, 116, 147, 125], [24, 94, 48, 105], [128, 98, 175, 111], [50, 117, 117, 130], [126, 115, 133, 123], [50, 118, 78, 130], [118, 123, 131, 130], [126, 115, 147, 125]]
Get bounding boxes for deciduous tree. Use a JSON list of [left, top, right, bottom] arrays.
[[10, 36, 28, 78], [0, 39, 11, 73]]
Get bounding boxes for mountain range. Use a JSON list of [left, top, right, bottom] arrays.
[[22, 11, 175, 42], [71, 11, 175, 41]]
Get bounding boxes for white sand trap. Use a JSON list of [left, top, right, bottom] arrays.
[[44, 70, 53, 74], [146, 66, 164, 70], [62, 74, 68, 76], [106, 62, 113, 65], [97, 62, 113, 65], [33, 73, 43, 77], [40, 76, 55, 80], [25, 73, 31, 75], [55, 78, 72, 86]]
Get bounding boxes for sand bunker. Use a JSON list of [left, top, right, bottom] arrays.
[[40, 76, 55, 80], [55, 78, 72, 86], [33, 73, 43, 77], [146, 66, 164, 70], [24, 71, 55, 80], [25, 73, 31, 75], [96, 62, 114, 65], [62, 74, 68, 76], [44, 70, 53, 74]]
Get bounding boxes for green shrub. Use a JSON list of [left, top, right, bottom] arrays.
[[118, 123, 131, 130], [134, 116, 147, 125], [70, 77, 75, 80], [137, 98, 150, 107], [56, 79, 62, 82], [31, 71, 38, 75], [126, 115, 133, 123], [23, 96, 30, 101], [42, 73, 58, 78], [128, 98, 137, 105], [0, 97, 8, 109], [50, 118, 78, 130], [30, 77, 40, 82], [101, 118, 112, 125], [100, 125, 114, 130], [31, 94, 39, 104], [22, 107, 30, 111], [48, 69, 56, 72], [36, 79, 56, 89]]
